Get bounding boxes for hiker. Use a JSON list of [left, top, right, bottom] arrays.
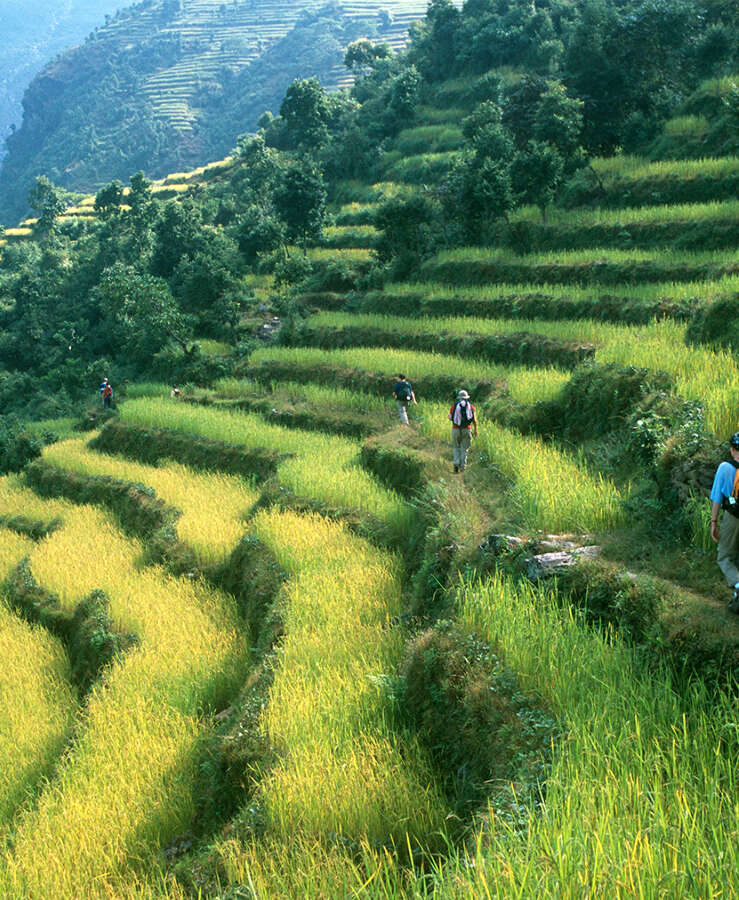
[[392, 374, 416, 425], [449, 390, 477, 473], [99, 377, 113, 410], [710, 432, 739, 614], [170, 385, 183, 399]]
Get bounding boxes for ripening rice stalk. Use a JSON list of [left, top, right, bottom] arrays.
[[304, 313, 738, 438], [41, 439, 258, 565], [421, 410, 625, 533], [120, 399, 413, 538], [249, 344, 570, 402], [213, 509, 446, 893], [591, 155, 739, 178], [509, 199, 739, 226], [425, 572, 739, 898], [0, 474, 72, 523], [0, 530, 76, 831], [0, 505, 248, 898], [481, 424, 627, 532]]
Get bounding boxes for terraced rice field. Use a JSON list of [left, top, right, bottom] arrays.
[[3, 133, 739, 897]]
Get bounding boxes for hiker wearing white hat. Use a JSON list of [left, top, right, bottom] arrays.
[[449, 390, 477, 473]]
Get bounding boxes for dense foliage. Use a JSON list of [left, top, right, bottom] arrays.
[[0, 0, 735, 419]]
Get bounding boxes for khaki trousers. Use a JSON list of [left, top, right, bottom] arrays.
[[452, 428, 472, 469]]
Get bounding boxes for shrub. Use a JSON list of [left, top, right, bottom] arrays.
[[685, 293, 739, 351]]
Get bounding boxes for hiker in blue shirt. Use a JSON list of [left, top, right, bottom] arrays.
[[392, 374, 416, 425], [710, 432, 739, 613]]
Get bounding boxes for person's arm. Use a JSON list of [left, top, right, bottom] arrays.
[[711, 500, 721, 543], [411, 391, 417, 404]]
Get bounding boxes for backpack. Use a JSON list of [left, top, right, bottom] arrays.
[[453, 399, 474, 427], [395, 382, 412, 402], [102, 384, 112, 399], [723, 460, 739, 518]]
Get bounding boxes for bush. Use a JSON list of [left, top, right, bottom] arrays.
[[685, 293, 739, 351], [0, 414, 43, 473], [398, 622, 556, 815]]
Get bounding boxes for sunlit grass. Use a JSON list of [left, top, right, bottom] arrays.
[[0, 474, 72, 523], [304, 312, 739, 438], [119, 398, 412, 538], [590, 155, 739, 179], [422, 572, 739, 898], [510, 199, 739, 226], [0, 505, 248, 897], [248, 345, 570, 404], [212, 509, 447, 892], [422, 410, 626, 532], [0, 530, 76, 829], [383, 275, 739, 304], [41, 439, 258, 565]]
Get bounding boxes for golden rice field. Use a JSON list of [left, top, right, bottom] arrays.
[[249, 344, 571, 403], [119, 398, 414, 538], [421, 404, 627, 533], [0, 504, 248, 898], [206, 509, 448, 895], [41, 438, 258, 565], [438, 573, 739, 898], [0, 531, 76, 831]]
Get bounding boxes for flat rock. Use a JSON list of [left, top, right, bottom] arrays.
[[527, 545, 601, 581]]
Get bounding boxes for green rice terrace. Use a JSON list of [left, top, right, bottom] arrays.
[[2, 4, 739, 896]]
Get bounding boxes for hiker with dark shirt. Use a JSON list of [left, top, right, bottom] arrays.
[[710, 432, 739, 614], [449, 390, 477, 473], [392, 374, 416, 425]]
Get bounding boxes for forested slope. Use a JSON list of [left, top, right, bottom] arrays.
[[0, 0, 437, 224]]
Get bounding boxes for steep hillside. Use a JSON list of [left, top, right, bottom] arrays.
[[0, 0, 123, 154], [0, 0, 433, 224]]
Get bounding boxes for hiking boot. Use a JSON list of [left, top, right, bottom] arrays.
[[729, 590, 739, 614], [453, 465, 459, 473]]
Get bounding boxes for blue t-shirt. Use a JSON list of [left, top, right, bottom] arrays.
[[710, 461, 739, 503]]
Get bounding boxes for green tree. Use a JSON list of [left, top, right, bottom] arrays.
[[94, 180, 124, 218], [279, 78, 330, 151], [274, 165, 327, 255], [27, 176, 68, 232], [94, 263, 193, 364], [510, 140, 565, 221]]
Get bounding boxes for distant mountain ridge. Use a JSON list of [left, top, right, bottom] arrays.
[[0, 0, 124, 154], [0, 0, 431, 224]]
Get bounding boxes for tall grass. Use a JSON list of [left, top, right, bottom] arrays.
[[589, 155, 739, 179], [510, 199, 739, 226], [249, 345, 570, 403], [0, 531, 76, 830], [422, 411, 626, 533], [212, 509, 447, 895], [0, 505, 248, 898], [420, 572, 739, 897], [0, 474, 72, 522], [384, 275, 739, 304], [305, 312, 739, 438], [431, 246, 738, 265], [41, 439, 258, 565], [119, 398, 412, 539]]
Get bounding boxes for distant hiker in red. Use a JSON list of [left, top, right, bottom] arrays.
[[449, 390, 477, 473], [99, 378, 113, 409]]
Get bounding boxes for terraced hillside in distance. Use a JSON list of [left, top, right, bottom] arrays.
[[2, 25, 739, 898], [0, 0, 450, 223]]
